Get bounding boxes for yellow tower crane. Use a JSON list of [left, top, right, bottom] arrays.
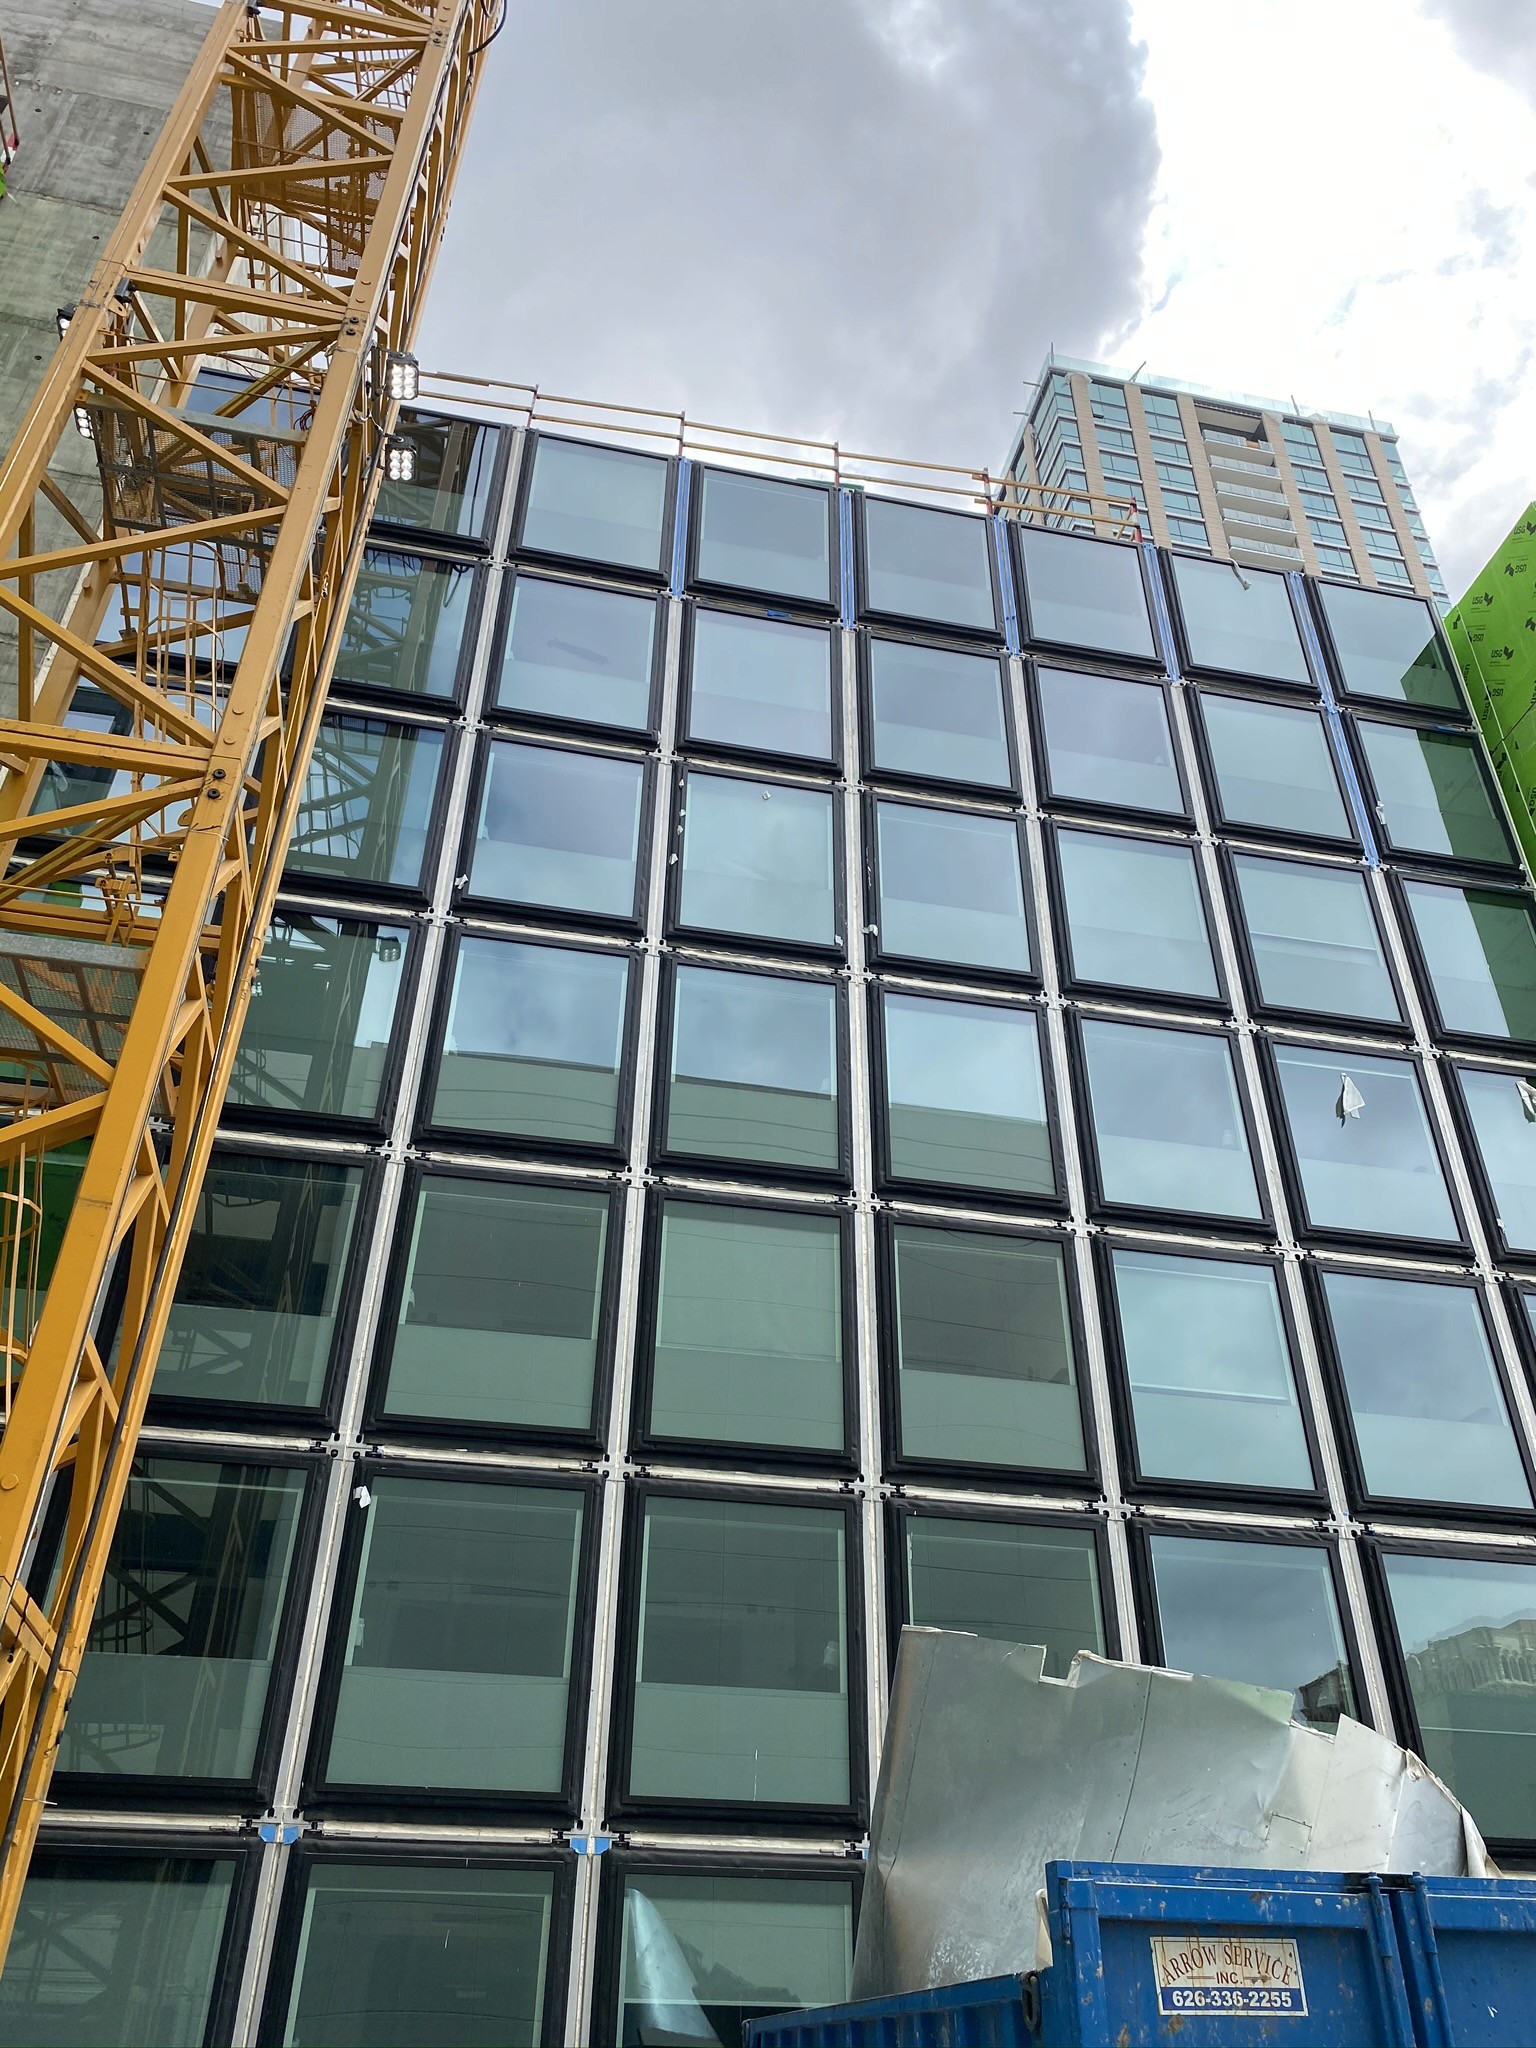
[[0, 0, 499, 1960]]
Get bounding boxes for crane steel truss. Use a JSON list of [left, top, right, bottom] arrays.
[[0, 0, 496, 1955]]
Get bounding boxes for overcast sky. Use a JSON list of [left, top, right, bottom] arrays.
[[406, 0, 1536, 593]]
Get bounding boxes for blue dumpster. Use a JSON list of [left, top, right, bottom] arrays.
[[744, 1862, 1536, 2047]]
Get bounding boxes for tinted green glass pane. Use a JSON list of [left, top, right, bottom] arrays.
[[374, 411, 499, 538], [1402, 880, 1536, 1041], [287, 717, 443, 891], [1035, 667, 1182, 814], [156, 1156, 362, 1410], [1271, 1043, 1458, 1241], [892, 1226, 1084, 1471], [323, 1478, 582, 1793], [678, 774, 836, 946], [1018, 528, 1155, 661], [380, 1178, 608, 1432], [1383, 1552, 1536, 1838], [1319, 582, 1462, 709], [650, 1204, 843, 1451], [1148, 1533, 1354, 1729], [1233, 853, 1400, 1022], [874, 801, 1030, 973], [617, 1875, 852, 2048], [1, 1854, 235, 2048], [904, 1517, 1104, 1675], [1201, 694, 1350, 838], [431, 938, 628, 1148], [469, 740, 644, 918], [1058, 828, 1217, 998], [229, 915, 407, 1123], [283, 1864, 552, 2048], [496, 576, 656, 731], [666, 967, 840, 1172], [522, 437, 668, 574], [1322, 1271, 1529, 1509], [1111, 1249, 1312, 1489], [1457, 1066, 1536, 1251], [61, 1458, 306, 1781], [1080, 1019, 1262, 1219], [863, 498, 995, 631], [631, 1498, 849, 1804], [867, 638, 1010, 788], [696, 470, 832, 604], [1171, 556, 1309, 683], [883, 992, 1053, 1196], [1356, 721, 1515, 864], [689, 610, 834, 761], [336, 550, 472, 699]]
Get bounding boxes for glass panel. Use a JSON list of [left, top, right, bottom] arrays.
[[283, 1864, 552, 2048], [1170, 556, 1309, 683], [61, 1458, 306, 1781], [862, 498, 995, 632], [374, 410, 499, 538], [1017, 528, 1155, 660], [469, 741, 644, 920], [1318, 583, 1462, 709], [1458, 1066, 1536, 1251], [874, 801, 1030, 974], [666, 967, 840, 1172], [380, 1177, 609, 1433], [904, 1517, 1103, 1676], [650, 1204, 843, 1451], [617, 1874, 852, 2047], [1035, 667, 1182, 814], [892, 1225, 1084, 1470], [1080, 1019, 1262, 1219], [1383, 1552, 1536, 1838], [1232, 853, 1400, 1022], [431, 938, 628, 1148], [688, 610, 834, 761], [630, 1497, 849, 1805], [1271, 1042, 1459, 1241], [1057, 828, 1217, 998], [1110, 1249, 1312, 1489], [1402, 880, 1536, 1041], [1, 1853, 236, 2048], [1356, 721, 1515, 864], [156, 1156, 362, 1410], [867, 638, 1011, 789], [1201, 694, 1350, 838], [322, 1477, 583, 1793], [336, 549, 473, 700], [882, 992, 1053, 1196], [495, 576, 656, 733], [695, 470, 832, 604], [229, 915, 407, 1123], [1148, 1533, 1354, 1728], [287, 716, 444, 891], [521, 437, 668, 574], [1322, 1270, 1529, 1508], [678, 773, 836, 946]]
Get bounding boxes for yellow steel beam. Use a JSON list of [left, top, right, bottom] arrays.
[[0, 0, 498, 1963]]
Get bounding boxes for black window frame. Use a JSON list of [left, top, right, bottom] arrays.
[[300, 1458, 600, 1820], [1095, 1234, 1324, 1511], [364, 1159, 625, 1454], [685, 466, 840, 615], [1220, 845, 1410, 1035], [486, 567, 666, 745], [511, 430, 677, 585], [666, 760, 846, 963], [852, 492, 1004, 641], [260, 1840, 573, 2048], [1025, 657, 1191, 829], [1162, 547, 1318, 694], [1344, 708, 1519, 876], [1444, 1057, 1536, 1266], [651, 954, 852, 1189], [1047, 818, 1227, 1014], [857, 626, 1019, 800], [607, 1479, 867, 1830], [280, 706, 456, 906], [328, 543, 486, 714], [1012, 522, 1162, 669], [632, 1186, 857, 1473], [369, 408, 507, 553], [1187, 682, 1359, 853], [1309, 578, 1470, 723], [419, 923, 641, 1166], [679, 598, 843, 775], [1389, 870, 1536, 1055], [862, 789, 1038, 989]]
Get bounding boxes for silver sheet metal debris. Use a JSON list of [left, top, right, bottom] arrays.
[[853, 1628, 1491, 1999]]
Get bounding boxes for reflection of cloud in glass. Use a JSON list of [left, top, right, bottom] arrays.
[[448, 940, 627, 1068], [672, 968, 834, 1094], [885, 995, 1042, 1119], [1386, 1554, 1536, 1661]]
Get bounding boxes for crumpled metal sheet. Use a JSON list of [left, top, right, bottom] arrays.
[[852, 1629, 1490, 1999]]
